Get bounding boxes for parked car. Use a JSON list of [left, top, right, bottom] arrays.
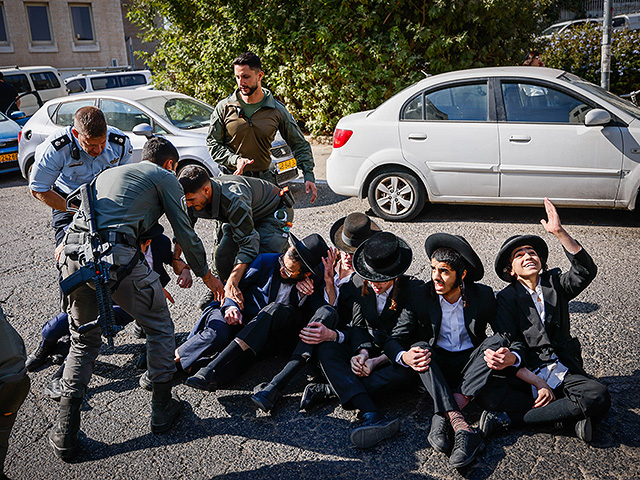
[[612, 12, 640, 31], [0, 111, 21, 174], [539, 18, 602, 38], [65, 70, 153, 94], [18, 90, 298, 183], [327, 66, 640, 221], [0, 66, 66, 117]]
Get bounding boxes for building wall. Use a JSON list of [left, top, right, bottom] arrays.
[[0, 0, 128, 70], [120, 0, 158, 71]]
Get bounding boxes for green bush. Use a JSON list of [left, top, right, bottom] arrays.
[[539, 24, 640, 95], [129, 0, 551, 135]]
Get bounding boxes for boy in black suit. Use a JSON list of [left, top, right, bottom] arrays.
[[481, 198, 610, 443]]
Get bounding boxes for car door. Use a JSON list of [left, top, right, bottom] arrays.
[[398, 80, 500, 200], [497, 79, 624, 206]]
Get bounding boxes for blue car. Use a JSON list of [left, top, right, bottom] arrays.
[[0, 111, 21, 174]]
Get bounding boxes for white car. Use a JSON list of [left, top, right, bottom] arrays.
[[327, 66, 640, 221], [539, 18, 602, 38], [18, 90, 298, 183]]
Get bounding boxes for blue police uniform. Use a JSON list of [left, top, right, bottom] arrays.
[[30, 125, 133, 245]]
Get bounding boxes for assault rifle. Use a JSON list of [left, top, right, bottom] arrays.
[[59, 183, 118, 347]]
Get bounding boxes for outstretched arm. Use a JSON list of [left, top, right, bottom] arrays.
[[540, 198, 580, 254], [516, 367, 555, 408]]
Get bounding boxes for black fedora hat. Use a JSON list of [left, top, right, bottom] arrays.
[[353, 232, 412, 282], [288, 232, 329, 278], [139, 223, 164, 242], [424, 233, 484, 282], [329, 212, 381, 253], [494, 234, 549, 282]]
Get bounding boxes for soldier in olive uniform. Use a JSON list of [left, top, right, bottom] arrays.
[[177, 164, 294, 309], [49, 138, 223, 461]]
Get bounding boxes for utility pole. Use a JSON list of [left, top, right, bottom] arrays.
[[601, 0, 613, 90]]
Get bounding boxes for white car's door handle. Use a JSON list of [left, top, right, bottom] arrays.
[[408, 133, 428, 141], [509, 135, 531, 142]]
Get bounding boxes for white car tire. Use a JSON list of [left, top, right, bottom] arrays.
[[367, 169, 426, 222]]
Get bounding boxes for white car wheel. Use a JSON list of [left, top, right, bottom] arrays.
[[367, 170, 426, 222]]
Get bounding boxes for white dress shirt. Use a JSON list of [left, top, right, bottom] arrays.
[[436, 295, 473, 352]]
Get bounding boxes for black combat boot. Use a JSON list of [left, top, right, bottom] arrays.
[[151, 380, 183, 434], [25, 339, 56, 372], [48, 396, 82, 461]]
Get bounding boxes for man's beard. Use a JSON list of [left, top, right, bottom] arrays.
[[242, 84, 259, 96]]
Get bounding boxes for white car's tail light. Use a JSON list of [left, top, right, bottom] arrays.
[[333, 128, 353, 148]]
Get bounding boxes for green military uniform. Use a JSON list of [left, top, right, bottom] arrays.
[[206, 88, 315, 184], [0, 305, 30, 476], [59, 161, 210, 398], [189, 174, 293, 281]]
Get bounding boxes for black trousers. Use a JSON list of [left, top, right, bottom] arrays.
[[416, 334, 508, 415], [481, 370, 611, 423], [318, 341, 416, 409], [0, 375, 30, 473], [237, 303, 337, 358]]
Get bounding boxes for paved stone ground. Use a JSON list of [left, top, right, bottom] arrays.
[[1, 150, 639, 479]]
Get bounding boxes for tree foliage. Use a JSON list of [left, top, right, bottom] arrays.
[[539, 25, 640, 96], [128, 0, 551, 134]]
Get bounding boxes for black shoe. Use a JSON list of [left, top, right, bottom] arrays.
[[251, 383, 281, 413], [136, 349, 148, 370], [185, 371, 217, 391], [428, 414, 452, 453], [479, 410, 512, 438], [139, 371, 152, 391], [197, 291, 216, 311], [299, 383, 334, 410], [449, 429, 484, 468], [25, 340, 56, 372], [151, 381, 184, 434], [575, 417, 593, 443], [350, 412, 400, 449], [45, 377, 62, 402], [49, 396, 82, 461]]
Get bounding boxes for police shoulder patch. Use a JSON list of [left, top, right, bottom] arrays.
[[108, 132, 126, 146], [180, 195, 188, 213], [51, 134, 71, 151]]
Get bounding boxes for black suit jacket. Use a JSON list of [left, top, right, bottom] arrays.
[[391, 281, 497, 352], [347, 276, 425, 361], [495, 247, 597, 375]]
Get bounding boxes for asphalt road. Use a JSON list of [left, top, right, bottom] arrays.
[[1, 151, 639, 480]]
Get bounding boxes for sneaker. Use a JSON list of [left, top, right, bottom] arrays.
[[139, 371, 152, 391], [45, 377, 62, 402], [478, 410, 511, 438], [449, 429, 484, 468], [427, 414, 452, 453], [575, 417, 593, 443]]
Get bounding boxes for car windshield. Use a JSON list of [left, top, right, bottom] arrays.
[[0, 112, 7, 123], [559, 72, 640, 120], [137, 95, 213, 129]]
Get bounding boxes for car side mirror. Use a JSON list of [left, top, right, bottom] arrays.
[[133, 123, 154, 139], [584, 109, 611, 126], [9, 111, 26, 120]]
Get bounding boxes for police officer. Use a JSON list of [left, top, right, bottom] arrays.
[[206, 51, 317, 203], [30, 106, 133, 246], [49, 138, 224, 461], [177, 164, 294, 309], [0, 305, 30, 479]]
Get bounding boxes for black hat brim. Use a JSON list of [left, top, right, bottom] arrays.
[[139, 223, 164, 242], [424, 233, 484, 282], [494, 234, 549, 282], [288, 232, 325, 278], [353, 235, 413, 282], [329, 216, 381, 253]]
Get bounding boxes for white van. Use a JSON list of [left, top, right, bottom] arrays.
[[65, 70, 152, 95], [0, 66, 67, 116]]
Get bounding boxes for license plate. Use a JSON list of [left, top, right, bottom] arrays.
[[0, 152, 17, 163], [276, 157, 296, 173]]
